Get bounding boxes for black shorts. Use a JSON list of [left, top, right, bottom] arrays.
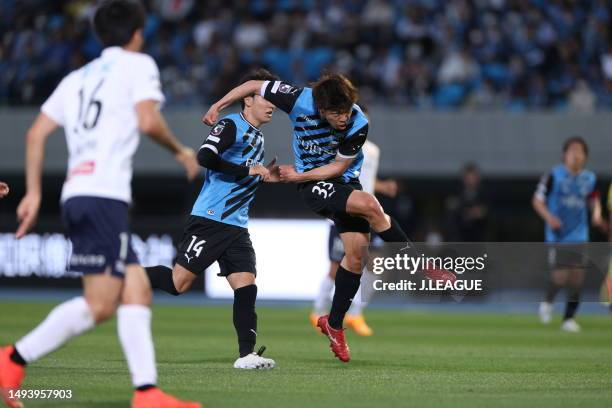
[[62, 196, 139, 278], [175, 215, 256, 277], [547, 243, 588, 269], [298, 179, 370, 234]]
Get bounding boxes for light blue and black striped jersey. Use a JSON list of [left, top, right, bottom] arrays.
[[191, 113, 264, 228], [260, 80, 368, 183], [534, 164, 597, 243]]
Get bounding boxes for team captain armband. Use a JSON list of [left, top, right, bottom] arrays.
[[260, 80, 302, 113], [337, 124, 368, 159]]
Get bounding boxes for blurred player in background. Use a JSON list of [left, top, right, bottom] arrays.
[[204, 74, 410, 363], [146, 69, 279, 370], [0, 182, 8, 199], [309, 107, 398, 337], [446, 163, 488, 242], [533, 136, 603, 333], [0, 2, 201, 407]]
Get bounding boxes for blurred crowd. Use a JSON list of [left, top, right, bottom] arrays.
[[1, 0, 612, 110]]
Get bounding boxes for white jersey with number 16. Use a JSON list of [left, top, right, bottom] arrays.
[[41, 46, 165, 204]]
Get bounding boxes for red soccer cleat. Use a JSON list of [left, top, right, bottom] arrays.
[[132, 388, 202, 408], [317, 315, 350, 362], [0, 346, 26, 408]]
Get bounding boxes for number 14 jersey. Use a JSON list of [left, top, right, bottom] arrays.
[[41, 46, 165, 204]]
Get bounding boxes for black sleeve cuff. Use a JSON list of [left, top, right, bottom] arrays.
[[197, 148, 250, 178]]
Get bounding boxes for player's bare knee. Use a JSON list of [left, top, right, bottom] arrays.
[[173, 274, 194, 293], [122, 286, 152, 306], [87, 299, 117, 323], [363, 196, 384, 222], [344, 250, 363, 272]]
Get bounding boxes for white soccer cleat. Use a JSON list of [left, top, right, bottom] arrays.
[[561, 319, 581, 333], [233, 347, 275, 370], [233, 353, 275, 369], [538, 302, 553, 324]]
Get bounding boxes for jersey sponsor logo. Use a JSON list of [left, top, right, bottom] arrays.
[[70, 253, 106, 267], [211, 123, 226, 136], [68, 161, 96, 179], [245, 158, 264, 167], [298, 137, 337, 155]]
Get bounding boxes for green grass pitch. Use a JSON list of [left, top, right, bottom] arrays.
[[1, 301, 612, 407]]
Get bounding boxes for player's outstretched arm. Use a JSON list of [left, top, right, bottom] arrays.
[[202, 80, 265, 126], [136, 100, 200, 180], [15, 113, 58, 238], [0, 182, 8, 199], [279, 157, 353, 183]]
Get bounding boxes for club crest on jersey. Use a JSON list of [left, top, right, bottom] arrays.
[[279, 84, 295, 94], [211, 123, 225, 136]]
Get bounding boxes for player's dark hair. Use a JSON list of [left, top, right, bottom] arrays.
[[93, 0, 146, 48], [312, 73, 358, 113], [239, 68, 279, 110], [563, 136, 588, 156]]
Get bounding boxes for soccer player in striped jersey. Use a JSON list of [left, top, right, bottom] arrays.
[[204, 74, 410, 362], [310, 114, 398, 336], [0, 2, 201, 407], [533, 136, 603, 332], [145, 69, 279, 370]]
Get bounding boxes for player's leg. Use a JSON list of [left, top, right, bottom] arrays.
[[316, 214, 370, 363], [345, 270, 376, 337], [0, 271, 121, 408], [561, 267, 585, 333], [146, 264, 198, 295], [311, 225, 344, 328], [345, 235, 382, 336], [311, 261, 338, 327], [1, 197, 127, 407], [226, 273, 259, 359], [221, 234, 274, 370], [540, 245, 567, 324], [147, 216, 222, 296], [121, 264, 201, 408], [328, 230, 369, 329], [346, 190, 408, 242], [539, 268, 568, 324]]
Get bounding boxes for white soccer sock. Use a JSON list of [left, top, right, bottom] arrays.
[[15, 296, 95, 363], [313, 275, 335, 316], [117, 305, 157, 388]]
